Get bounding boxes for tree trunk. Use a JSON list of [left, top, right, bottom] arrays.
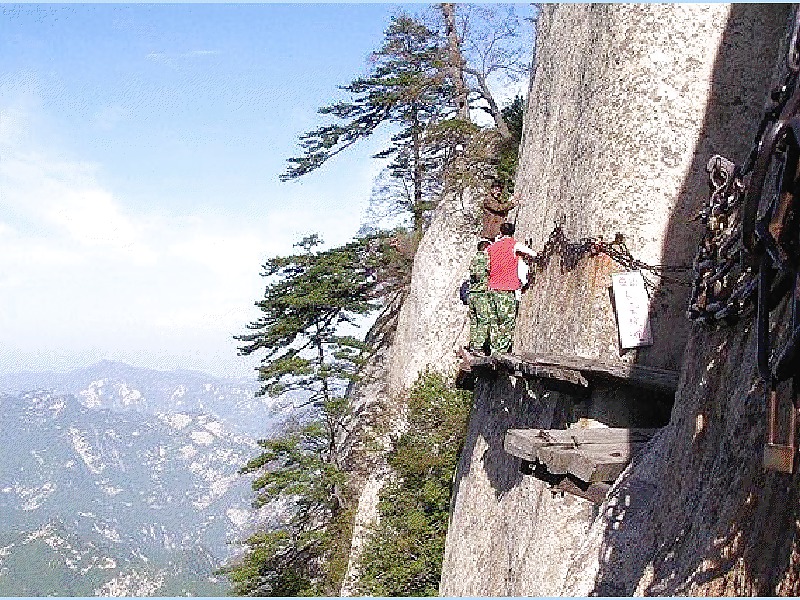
[[465, 66, 512, 140], [412, 103, 425, 235], [441, 3, 471, 122]]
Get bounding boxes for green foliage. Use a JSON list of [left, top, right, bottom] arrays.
[[502, 94, 525, 140], [225, 422, 348, 596], [236, 233, 399, 401], [356, 371, 472, 596], [431, 97, 525, 201], [282, 16, 449, 184], [229, 233, 411, 597], [282, 15, 457, 236], [285, 8, 530, 238], [496, 94, 525, 192]]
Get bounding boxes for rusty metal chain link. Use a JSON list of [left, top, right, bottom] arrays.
[[684, 9, 800, 472], [688, 10, 800, 327], [686, 155, 758, 324], [523, 222, 691, 293]]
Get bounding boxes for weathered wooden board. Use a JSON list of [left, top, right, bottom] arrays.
[[505, 427, 658, 450], [457, 349, 679, 394], [493, 354, 589, 387], [514, 351, 680, 394], [504, 430, 548, 462], [505, 427, 657, 483], [535, 445, 576, 475], [465, 355, 494, 368], [554, 478, 611, 504], [567, 442, 642, 482], [531, 442, 643, 481]]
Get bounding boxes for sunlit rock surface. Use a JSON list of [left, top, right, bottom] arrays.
[[441, 4, 795, 596]]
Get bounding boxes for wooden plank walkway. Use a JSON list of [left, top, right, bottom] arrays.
[[456, 349, 680, 394], [505, 427, 660, 485]]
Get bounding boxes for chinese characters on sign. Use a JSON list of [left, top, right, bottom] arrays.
[[611, 270, 653, 349]]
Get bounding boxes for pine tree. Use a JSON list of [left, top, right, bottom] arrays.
[[496, 94, 526, 191], [282, 16, 453, 236], [228, 234, 407, 596]]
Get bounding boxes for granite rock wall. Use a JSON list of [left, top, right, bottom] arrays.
[[441, 4, 796, 595]]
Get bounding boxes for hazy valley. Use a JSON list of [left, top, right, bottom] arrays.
[[0, 361, 294, 595]]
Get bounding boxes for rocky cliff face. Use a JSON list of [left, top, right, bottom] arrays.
[[513, 3, 774, 373], [440, 3, 799, 596], [339, 4, 800, 596], [339, 189, 480, 594], [385, 191, 481, 397]]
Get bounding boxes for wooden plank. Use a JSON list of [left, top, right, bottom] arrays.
[[505, 427, 658, 449], [504, 429, 546, 462], [567, 442, 644, 482], [523, 364, 589, 388], [568, 428, 658, 445], [537, 443, 642, 482], [505, 428, 570, 448], [505, 428, 655, 483], [493, 354, 589, 387], [536, 446, 575, 475], [461, 351, 678, 393], [514, 351, 680, 394], [554, 478, 611, 504], [467, 355, 494, 369]]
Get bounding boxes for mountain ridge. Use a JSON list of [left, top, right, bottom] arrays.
[[0, 360, 290, 595]]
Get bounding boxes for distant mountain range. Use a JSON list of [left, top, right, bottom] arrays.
[[0, 361, 300, 596], [0, 359, 301, 437]]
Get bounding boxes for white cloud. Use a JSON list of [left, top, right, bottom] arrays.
[[0, 106, 268, 376], [0, 143, 157, 265], [0, 72, 378, 378]]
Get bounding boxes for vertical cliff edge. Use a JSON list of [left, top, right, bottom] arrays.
[[341, 4, 800, 596], [339, 188, 480, 594], [441, 4, 800, 596]]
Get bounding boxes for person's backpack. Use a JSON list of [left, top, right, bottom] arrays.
[[459, 279, 470, 305]]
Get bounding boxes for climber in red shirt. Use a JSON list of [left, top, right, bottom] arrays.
[[487, 222, 536, 354]]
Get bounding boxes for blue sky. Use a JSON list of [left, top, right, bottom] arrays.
[[0, 3, 532, 378]]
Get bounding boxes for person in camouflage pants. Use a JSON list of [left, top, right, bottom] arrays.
[[488, 290, 517, 354], [468, 239, 491, 354], [487, 222, 536, 354]]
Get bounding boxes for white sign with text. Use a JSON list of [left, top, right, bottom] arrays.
[[612, 270, 653, 349]]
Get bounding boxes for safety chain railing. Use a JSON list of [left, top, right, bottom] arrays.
[[687, 9, 800, 472], [523, 222, 691, 292], [686, 155, 757, 324]]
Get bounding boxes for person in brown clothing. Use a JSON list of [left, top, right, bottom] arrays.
[[481, 180, 518, 240]]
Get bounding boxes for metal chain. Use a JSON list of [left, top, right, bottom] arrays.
[[687, 9, 800, 326], [686, 155, 759, 324], [523, 223, 691, 293], [684, 8, 800, 474]]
